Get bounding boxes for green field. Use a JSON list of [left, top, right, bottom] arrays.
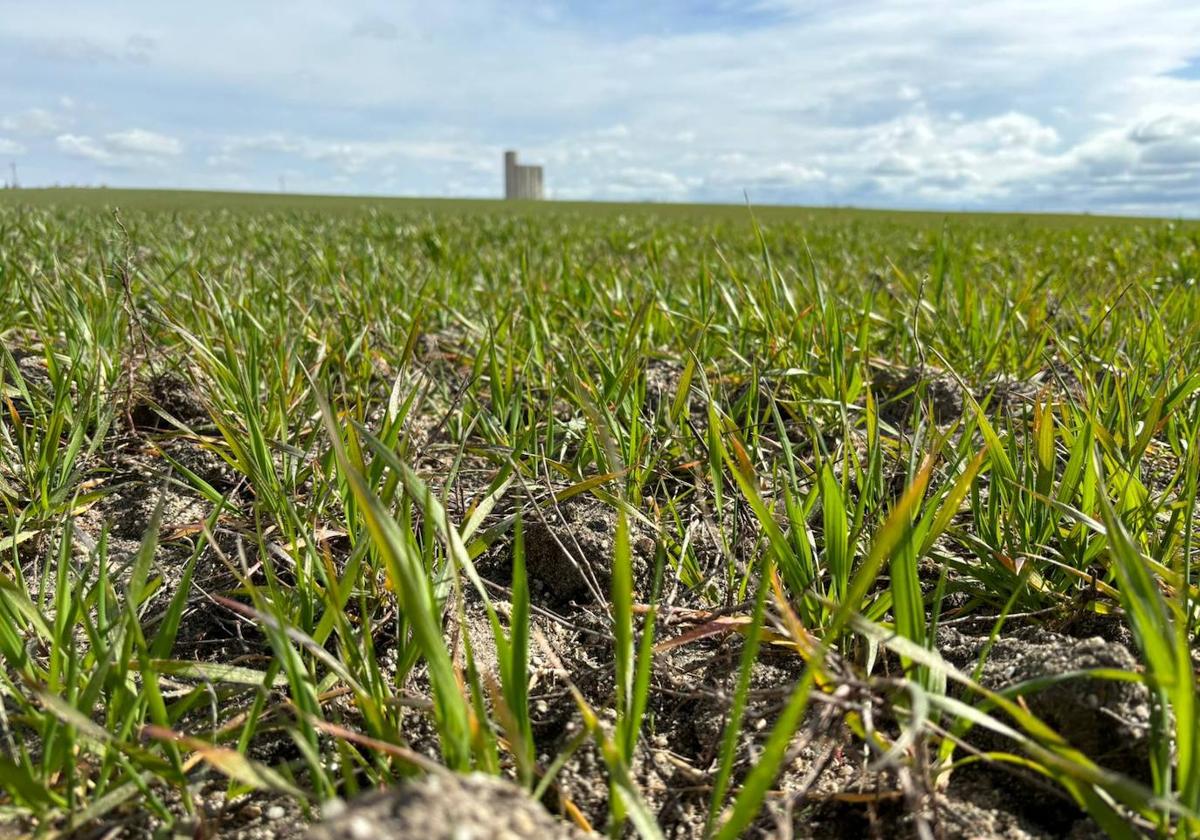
[[1, 188, 1199, 838]]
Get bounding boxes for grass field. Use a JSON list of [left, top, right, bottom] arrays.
[[1, 188, 1199, 838]]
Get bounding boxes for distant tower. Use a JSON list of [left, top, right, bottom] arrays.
[[504, 151, 518, 200], [503, 150, 544, 200]]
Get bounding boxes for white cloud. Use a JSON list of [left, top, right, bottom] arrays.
[[1141, 137, 1200, 166], [1126, 113, 1200, 170], [204, 152, 239, 169], [977, 113, 1060, 150], [55, 133, 111, 162], [21, 32, 156, 65], [1130, 115, 1191, 144], [595, 124, 631, 139], [870, 153, 918, 177], [1, 107, 68, 136], [55, 129, 183, 167], [106, 128, 183, 156], [1069, 129, 1138, 176], [851, 110, 1063, 201], [0, 137, 25, 155], [612, 167, 692, 194], [215, 134, 486, 176]]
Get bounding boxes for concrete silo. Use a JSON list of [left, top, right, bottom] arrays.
[[503, 150, 544, 200]]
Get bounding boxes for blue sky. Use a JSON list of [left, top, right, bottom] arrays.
[[2, 1, 1199, 215]]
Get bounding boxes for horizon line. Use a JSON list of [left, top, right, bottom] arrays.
[[2, 184, 1196, 223]]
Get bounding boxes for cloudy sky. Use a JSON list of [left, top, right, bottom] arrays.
[[2, 1, 1199, 214]]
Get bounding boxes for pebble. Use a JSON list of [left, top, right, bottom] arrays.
[[510, 810, 536, 834], [321, 799, 348, 820], [266, 805, 286, 820]]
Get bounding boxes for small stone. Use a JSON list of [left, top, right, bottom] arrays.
[[320, 799, 347, 820], [347, 815, 375, 839], [266, 805, 286, 820]]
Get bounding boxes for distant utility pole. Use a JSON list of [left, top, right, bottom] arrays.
[[8, 162, 17, 189]]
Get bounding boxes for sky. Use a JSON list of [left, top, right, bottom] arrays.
[[2, 1, 1199, 215]]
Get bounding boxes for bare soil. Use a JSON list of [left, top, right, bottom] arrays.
[[4, 356, 1158, 840]]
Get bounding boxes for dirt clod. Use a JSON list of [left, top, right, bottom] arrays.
[[870, 363, 965, 424], [522, 496, 655, 606], [939, 626, 1151, 775], [132, 370, 209, 430], [304, 772, 586, 840]]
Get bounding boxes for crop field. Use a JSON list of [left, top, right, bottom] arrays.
[[1, 189, 1199, 838]]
